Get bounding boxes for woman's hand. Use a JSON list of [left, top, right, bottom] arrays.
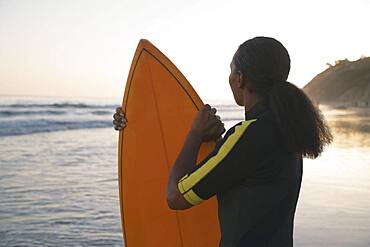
[[190, 104, 225, 142], [113, 107, 127, 131]]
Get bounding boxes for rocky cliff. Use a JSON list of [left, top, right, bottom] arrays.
[[303, 57, 370, 107]]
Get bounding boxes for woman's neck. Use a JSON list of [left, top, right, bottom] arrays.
[[243, 93, 263, 112]]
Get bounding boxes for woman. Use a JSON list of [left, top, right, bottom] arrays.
[[113, 37, 332, 246]]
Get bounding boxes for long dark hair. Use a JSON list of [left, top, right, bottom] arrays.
[[234, 37, 332, 158]]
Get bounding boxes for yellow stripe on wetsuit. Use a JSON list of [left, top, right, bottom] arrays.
[[178, 119, 257, 205]]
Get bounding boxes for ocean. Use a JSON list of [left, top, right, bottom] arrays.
[[0, 96, 369, 246]]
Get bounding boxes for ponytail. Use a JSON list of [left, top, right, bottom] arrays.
[[268, 81, 333, 158]]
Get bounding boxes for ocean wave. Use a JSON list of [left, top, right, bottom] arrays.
[[0, 103, 116, 109], [0, 100, 242, 137], [0, 103, 239, 110], [0, 110, 67, 117], [221, 117, 244, 121], [213, 104, 241, 109], [0, 109, 112, 117], [0, 119, 112, 137], [91, 110, 112, 115]]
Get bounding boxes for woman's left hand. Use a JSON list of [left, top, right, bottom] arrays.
[[113, 107, 127, 131]]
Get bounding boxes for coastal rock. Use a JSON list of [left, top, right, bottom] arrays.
[[303, 57, 370, 107]]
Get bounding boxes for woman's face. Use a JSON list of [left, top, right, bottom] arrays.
[[229, 59, 244, 106]]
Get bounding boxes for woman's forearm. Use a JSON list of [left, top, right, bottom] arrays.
[[166, 131, 203, 209], [168, 131, 203, 184], [166, 105, 224, 209]]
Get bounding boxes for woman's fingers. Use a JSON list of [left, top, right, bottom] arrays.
[[205, 116, 225, 141], [114, 123, 126, 130], [116, 107, 122, 113], [219, 123, 226, 135], [113, 118, 126, 126], [206, 121, 224, 139], [213, 120, 224, 132], [113, 106, 127, 130], [113, 112, 121, 120], [116, 107, 126, 117], [113, 113, 127, 121], [113, 123, 126, 130], [203, 104, 211, 111], [191, 104, 225, 141], [113, 107, 127, 131]]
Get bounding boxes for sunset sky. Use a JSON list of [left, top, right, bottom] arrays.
[[0, 0, 369, 101]]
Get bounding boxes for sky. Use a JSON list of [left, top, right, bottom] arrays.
[[0, 0, 369, 101]]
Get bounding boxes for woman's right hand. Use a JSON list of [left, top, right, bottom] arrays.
[[113, 107, 127, 131], [190, 104, 225, 142]]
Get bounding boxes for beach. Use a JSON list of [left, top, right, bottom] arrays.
[[0, 96, 369, 246]]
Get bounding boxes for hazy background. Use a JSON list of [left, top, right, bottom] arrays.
[[1, 1, 370, 246], [0, 0, 369, 101]]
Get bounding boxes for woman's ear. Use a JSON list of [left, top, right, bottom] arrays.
[[237, 71, 244, 89], [240, 74, 255, 93]]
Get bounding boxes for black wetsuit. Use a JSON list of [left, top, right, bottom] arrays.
[[178, 102, 303, 247]]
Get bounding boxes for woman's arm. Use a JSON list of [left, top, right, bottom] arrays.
[[166, 131, 203, 209], [113, 105, 224, 209], [166, 105, 225, 210]]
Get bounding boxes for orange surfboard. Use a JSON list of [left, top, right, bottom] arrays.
[[118, 40, 220, 247]]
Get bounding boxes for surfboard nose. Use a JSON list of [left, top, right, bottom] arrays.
[[138, 39, 152, 48]]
